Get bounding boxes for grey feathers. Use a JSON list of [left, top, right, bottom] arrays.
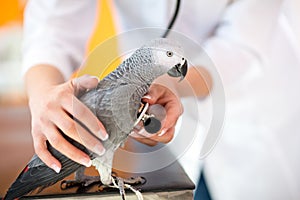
[[4, 38, 186, 198]]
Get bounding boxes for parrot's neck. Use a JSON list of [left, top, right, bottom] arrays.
[[104, 47, 165, 98], [105, 51, 162, 86], [106, 65, 157, 85], [119, 72, 152, 97]]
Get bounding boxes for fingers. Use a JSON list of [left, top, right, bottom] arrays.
[[61, 95, 108, 140], [130, 136, 158, 146], [160, 100, 183, 132], [33, 135, 62, 173], [131, 126, 175, 145], [71, 75, 99, 91], [63, 77, 108, 156], [29, 74, 108, 172], [46, 126, 92, 167], [51, 110, 106, 156], [156, 127, 175, 143], [33, 125, 93, 172], [151, 104, 180, 144], [137, 84, 182, 145], [67, 76, 108, 141], [70, 75, 99, 97], [141, 89, 161, 105]]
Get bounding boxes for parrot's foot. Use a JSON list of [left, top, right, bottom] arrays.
[[74, 167, 100, 186], [107, 175, 145, 200], [60, 167, 101, 190], [77, 175, 101, 187], [115, 176, 146, 185]]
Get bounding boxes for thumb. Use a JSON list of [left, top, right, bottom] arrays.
[[142, 84, 163, 104], [70, 75, 100, 95]]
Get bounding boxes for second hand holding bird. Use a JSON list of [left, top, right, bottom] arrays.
[[131, 79, 183, 146]]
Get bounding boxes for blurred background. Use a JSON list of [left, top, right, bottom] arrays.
[[0, 0, 26, 105], [0, 0, 299, 199], [0, 0, 33, 196]]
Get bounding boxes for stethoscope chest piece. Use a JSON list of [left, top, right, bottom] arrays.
[[134, 102, 162, 134]]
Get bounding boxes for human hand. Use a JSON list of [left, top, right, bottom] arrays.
[[28, 75, 108, 173], [129, 66, 212, 146], [131, 82, 183, 146]]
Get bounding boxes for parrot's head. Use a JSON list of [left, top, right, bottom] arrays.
[[145, 38, 188, 81]]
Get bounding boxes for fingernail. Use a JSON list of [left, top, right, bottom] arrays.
[[51, 164, 61, 173], [94, 144, 106, 156], [103, 133, 109, 141], [158, 128, 168, 137], [81, 157, 92, 167], [98, 130, 109, 141], [142, 95, 151, 100], [90, 75, 100, 82]]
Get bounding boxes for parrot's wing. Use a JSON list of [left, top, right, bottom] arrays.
[[90, 82, 143, 185], [97, 78, 117, 88], [94, 82, 141, 144], [110, 83, 142, 134], [4, 140, 85, 200]]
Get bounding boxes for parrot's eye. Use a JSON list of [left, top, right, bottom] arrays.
[[166, 51, 173, 57]]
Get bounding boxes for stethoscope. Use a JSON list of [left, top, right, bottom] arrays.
[[162, 0, 181, 38], [133, 0, 181, 134], [133, 102, 163, 134]]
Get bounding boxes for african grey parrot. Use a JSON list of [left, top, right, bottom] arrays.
[[4, 38, 187, 200]]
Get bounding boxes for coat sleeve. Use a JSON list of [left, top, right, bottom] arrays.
[[202, 0, 284, 87], [22, 0, 97, 80], [282, 0, 300, 61]]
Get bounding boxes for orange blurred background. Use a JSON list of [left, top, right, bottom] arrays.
[[0, 0, 119, 106], [0, 0, 24, 26], [0, 0, 26, 106], [0, 1, 31, 196]]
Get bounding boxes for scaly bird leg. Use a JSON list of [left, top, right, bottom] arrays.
[[60, 166, 101, 190], [75, 166, 101, 186]]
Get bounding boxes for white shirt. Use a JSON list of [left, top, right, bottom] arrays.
[[23, 1, 300, 200], [22, 0, 282, 83]]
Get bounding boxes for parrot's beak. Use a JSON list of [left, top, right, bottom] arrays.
[[167, 59, 188, 81]]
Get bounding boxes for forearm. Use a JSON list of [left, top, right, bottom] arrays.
[[22, 1, 97, 81], [177, 66, 212, 98], [154, 66, 212, 99]]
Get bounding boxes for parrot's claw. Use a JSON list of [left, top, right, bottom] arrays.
[[120, 176, 146, 185], [60, 177, 101, 190], [60, 180, 82, 190], [60, 167, 101, 190], [60, 167, 146, 192], [110, 174, 146, 187], [83, 177, 101, 187], [81, 176, 101, 187]]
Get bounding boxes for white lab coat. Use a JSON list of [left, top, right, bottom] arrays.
[[204, 19, 300, 199], [23, 1, 300, 199]]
